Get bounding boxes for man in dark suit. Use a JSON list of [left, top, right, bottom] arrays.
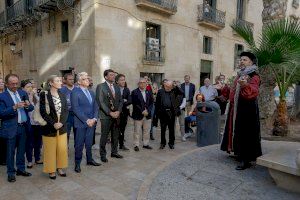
[[180, 75, 195, 116], [96, 69, 123, 162], [131, 78, 154, 152], [71, 72, 101, 173], [0, 74, 34, 182], [116, 74, 131, 151], [156, 80, 177, 149]]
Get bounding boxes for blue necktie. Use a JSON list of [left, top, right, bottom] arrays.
[[84, 89, 92, 104], [13, 93, 27, 123]]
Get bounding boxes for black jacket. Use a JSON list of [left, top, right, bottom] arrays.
[[121, 87, 132, 116], [155, 89, 177, 119], [131, 88, 153, 120], [40, 90, 69, 137]]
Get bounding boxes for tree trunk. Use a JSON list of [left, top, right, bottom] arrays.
[[258, 68, 276, 134], [273, 99, 289, 136], [262, 0, 288, 23]]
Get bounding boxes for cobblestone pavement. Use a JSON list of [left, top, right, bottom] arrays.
[[0, 120, 197, 200], [145, 141, 300, 200]]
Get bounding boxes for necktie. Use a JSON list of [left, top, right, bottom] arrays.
[[84, 89, 92, 104], [13, 93, 27, 123], [109, 84, 115, 99]]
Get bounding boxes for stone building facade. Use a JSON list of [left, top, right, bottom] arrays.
[[0, 0, 268, 88]]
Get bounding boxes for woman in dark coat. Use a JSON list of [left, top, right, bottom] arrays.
[[40, 75, 69, 179]]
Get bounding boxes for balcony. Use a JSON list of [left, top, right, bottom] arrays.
[[32, 0, 75, 13], [136, 0, 178, 15], [143, 42, 165, 65], [234, 18, 254, 32], [0, 11, 6, 29], [197, 4, 225, 30], [6, 0, 34, 24]]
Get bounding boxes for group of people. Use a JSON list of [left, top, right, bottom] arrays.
[[0, 51, 262, 183]]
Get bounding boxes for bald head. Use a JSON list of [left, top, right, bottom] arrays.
[[164, 80, 173, 92], [204, 78, 211, 87]]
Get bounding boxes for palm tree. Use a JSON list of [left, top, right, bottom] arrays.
[[231, 19, 300, 136]]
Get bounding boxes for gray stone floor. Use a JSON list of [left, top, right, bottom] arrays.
[[0, 120, 197, 200], [147, 141, 300, 200], [1, 120, 299, 200]]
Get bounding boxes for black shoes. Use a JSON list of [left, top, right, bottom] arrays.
[[143, 145, 153, 150], [16, 170, 32, 177], [101, 157, 108, 163], [134, 146, 140, 152], [57, 169, 67, 177], [159, 144, 165, 149], [75, 164, 81, 173], [168, 144, 174, 149], [87, 160, 101, 166], [111, 153, 123, 159], [49, 173, 56, 180], [7, 175, 16, 182], [235, 162, 252, 170], [120, 145, 129, 151]]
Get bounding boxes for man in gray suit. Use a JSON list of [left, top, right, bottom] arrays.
[[96, 69, 123, 162]]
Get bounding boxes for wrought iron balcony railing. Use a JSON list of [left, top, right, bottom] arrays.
[[234, 18, 254, 30], [136, 0, 178, 15], [6, 0, 33, 23], [0, 11, 6, 28], [144, 42, 165, 63], [197, 4, 225, 30]]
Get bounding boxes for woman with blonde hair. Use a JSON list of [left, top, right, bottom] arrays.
[[40, 75, 69, 179]]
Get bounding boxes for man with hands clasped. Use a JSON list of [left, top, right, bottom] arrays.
[[71, 72, 101, 173]]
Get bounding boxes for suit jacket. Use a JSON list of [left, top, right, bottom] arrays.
[[0, 89, 34, 139], [155, 89, 177, 119], [40, 90, 69, 137], [120, 87, 132, 117], [71, 87, 98, 128], [131, 88, 153, 120], [180, 82, 195, 103], [95, 82, 123, 120]]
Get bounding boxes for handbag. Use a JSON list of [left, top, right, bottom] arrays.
[[33, 91, 50, 126]]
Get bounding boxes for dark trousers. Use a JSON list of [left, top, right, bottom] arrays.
[[0, 137, 7, 165], [7, 125, 26, 176], [92, 127, 96, 145], [119, 113, 128, 147], [160, 112, 176, 145], [75, 127, 94, 164], [100, 119, 119, 158], [66, 112, 76, 143], [184, 116, 196, 133], [26, 125, 42, 163]]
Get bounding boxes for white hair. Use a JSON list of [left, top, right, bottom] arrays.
[[77, 72, 88, 82]]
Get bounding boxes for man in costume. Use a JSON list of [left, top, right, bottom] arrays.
[[220, 52, 262, 170]]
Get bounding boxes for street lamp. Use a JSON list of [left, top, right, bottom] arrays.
[[9, 42, 22, 57]]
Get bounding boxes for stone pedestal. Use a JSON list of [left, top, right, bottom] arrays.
[[269, 169, 300, 193]]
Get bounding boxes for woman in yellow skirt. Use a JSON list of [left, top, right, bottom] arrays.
[[40, 75, 69, 179]]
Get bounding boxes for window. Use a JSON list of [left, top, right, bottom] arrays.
[[61, 20, 69, 43], [5, 0, 14, 7], [200, 60, 212, 86], [145, 22, 163, 62], [237, 0, 245, 19], [140, 72, 164, 86], [234, 44, 244, 70], [205, 0, 217, 9], [203, 36, 212, 54]]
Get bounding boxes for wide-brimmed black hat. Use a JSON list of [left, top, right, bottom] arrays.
[[240, 51, 257, 64]]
